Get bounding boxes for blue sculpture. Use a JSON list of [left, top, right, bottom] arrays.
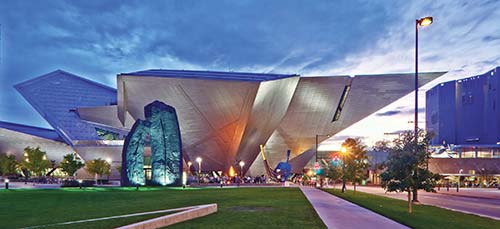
[[274, 150, 292, 181], [146, 101, 183, 186], [121, 101, 183, 186], [121, 120, 148, 186]]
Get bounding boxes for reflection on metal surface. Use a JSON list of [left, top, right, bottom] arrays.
[[249, 72, 446, 175]]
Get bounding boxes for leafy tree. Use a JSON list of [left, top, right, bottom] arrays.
[[341, 138, 370, 194], [19, 146, 52, 177], [59, 154, 85, 178], [380, 129, 437, 213], [0, 153, 18, 176], [85, 158, 111, 184], [372, 139, 392, 153], [324, 163, 342, 189]]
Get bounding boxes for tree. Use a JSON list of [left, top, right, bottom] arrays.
[[85, 158, 111, 184], [373, 139, 392, 153], [380, 129, 437, 213], [59, 154, 85, 178], [341, 138, 369, 194], [19, 147, 52, 177], [0, 153, 18, 176], [324, 163, 342, 189]]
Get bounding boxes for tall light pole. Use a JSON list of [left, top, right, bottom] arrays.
[[239, 161, 245, 177], [415, 16, 433, 139], [196, 157, 202, 184], [239, 161, 245, 186], [414, 16, 433, 202], [340, 146, 348, 193]]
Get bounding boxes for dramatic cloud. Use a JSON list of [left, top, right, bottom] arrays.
[[0, 1, 498, 147], [376, 108, 425, 117]]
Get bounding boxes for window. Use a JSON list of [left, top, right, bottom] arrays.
[[332, 85, 351, 122], [95, 127, 121, 140]]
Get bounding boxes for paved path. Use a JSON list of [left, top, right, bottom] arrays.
[[300, 186, 408, 229], [347, 185, 500, 220]]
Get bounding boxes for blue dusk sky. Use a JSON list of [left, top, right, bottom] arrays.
[[0, 1, 499, 149]]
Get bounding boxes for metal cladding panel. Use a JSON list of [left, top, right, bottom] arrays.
[[426, 81, 456, 145], [78, 105, 135, 130], [118, 75, 260, 171], [235, 76, 300, 174], [249, 76, 350, 175], [341, 72, 444, 132], [427, 67, 500, 146], [288, 149, 315, 173], [483, 67, 500, 143], [0, 127, 74, 163], [456, 75, 486, 143], [250, 72, 445, 175], [120, 69, 296, 82], [0, 121, 63, 142], [14, 70, 117, 144]]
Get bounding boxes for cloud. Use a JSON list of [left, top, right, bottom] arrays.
[[0, 0, 498, 132], [376, 110, 401, 117], [376, 108, 425, 117]]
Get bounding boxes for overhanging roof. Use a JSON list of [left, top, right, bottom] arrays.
[[119, 69, 298, 82], [0, 121, 64, 142]]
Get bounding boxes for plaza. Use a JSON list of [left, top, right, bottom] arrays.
[[1, 1, 500, 228]]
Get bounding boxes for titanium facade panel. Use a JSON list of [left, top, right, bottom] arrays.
[[14, 70, 117, 145], [249, 72, 445, 175]]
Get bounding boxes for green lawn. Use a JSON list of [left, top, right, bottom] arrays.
[[0, 187, 325, 229], [323, 188, 500, 229]]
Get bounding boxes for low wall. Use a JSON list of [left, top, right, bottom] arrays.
[[116, 203, 217, 229]]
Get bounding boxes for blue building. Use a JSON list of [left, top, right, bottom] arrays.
[[426, 67, 500, 182], [427, 67, 500, 147]]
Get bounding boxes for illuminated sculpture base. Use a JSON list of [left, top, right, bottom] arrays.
[[121, 101, 183, 186]]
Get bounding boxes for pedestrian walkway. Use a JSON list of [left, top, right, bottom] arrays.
[[300, 186, 408, 229]]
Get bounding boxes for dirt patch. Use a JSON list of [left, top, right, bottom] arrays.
[[226, 206, 275, 212]]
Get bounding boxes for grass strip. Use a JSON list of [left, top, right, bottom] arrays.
[[323, 188, 500, 229], [1, 187, 325, 229]]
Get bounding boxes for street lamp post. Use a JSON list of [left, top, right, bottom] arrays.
[[5, 179, 9, 190], [457, 169, 463, 192], [188, 161, 193, 173], [414, 16, 433, 203], [340, 146, 348, 193], [239, 161, 245, 186], [196, 157, 202, 184]]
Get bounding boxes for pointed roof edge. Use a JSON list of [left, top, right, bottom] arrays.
[[0, 120, 65, 143], [14, 69, 117, 93]]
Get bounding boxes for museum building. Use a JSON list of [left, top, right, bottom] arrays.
[[0, 69, 443, 180]]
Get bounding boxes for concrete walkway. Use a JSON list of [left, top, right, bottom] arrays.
[[300, 186, 408, 229]]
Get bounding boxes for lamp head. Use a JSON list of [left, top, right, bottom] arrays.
[[5, 179, 9, 183], [239, 161, 245, 167], [340, 146, 347, 154], [196, 157, 202, 163], [187, 161, 192, 166], [418, 16, 433, 27]]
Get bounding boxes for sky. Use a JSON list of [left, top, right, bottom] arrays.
[[0, 0, 499, 150]]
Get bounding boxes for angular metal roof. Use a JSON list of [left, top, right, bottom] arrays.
[[14, 70, 118, 145], [0, 121, 64, 142], [119, 69, 298, 82]]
